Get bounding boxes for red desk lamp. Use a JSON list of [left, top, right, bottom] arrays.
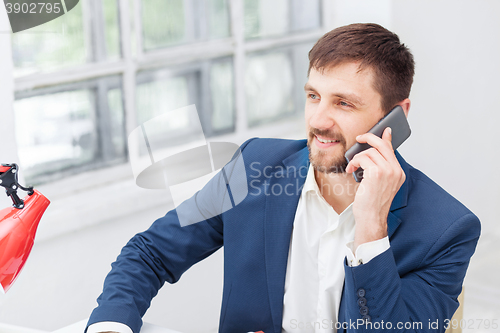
[[0, 163, 50, 293]]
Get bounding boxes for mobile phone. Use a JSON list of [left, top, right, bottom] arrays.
[[344, 105, 411, 182]]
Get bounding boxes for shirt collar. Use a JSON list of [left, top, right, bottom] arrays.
[[302, 163, 321, 195], [302, 164, 354, 218]]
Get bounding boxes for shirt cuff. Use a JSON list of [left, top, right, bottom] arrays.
[[345, 236, 390, 267], [87, 321, 134, 333]]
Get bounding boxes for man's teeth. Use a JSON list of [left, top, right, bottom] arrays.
[[317, 137, 338, 143]]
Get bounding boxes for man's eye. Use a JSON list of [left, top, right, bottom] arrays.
[[339, 101, 352, 107], [308, 93, 318, 100]]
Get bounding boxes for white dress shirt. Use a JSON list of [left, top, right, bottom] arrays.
[[87, 321, 133, 333], [281, 165, 389, 333], [89, 165, 389, 333]]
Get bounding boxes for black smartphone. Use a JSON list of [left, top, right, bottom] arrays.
[[344, 105, 411, 182]]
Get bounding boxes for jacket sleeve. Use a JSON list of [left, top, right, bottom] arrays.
[[341, 212, 480, 332], [86, 138, 257, 333]]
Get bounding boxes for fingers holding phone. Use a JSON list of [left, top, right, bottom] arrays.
[[344, 107, 410, 249], [346, 127, 405, 187], [344, 105, 411, 182]]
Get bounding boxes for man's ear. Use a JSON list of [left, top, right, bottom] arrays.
[[398, 98, 411, 118]]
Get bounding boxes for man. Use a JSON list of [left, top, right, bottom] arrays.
[[86, 23, 480, 333]]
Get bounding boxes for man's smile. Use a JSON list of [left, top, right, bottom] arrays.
[[314, 134, 340, 148]]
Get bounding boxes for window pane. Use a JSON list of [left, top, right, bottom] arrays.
[[245, 51, 294, 126], [142, 0, 187, 50], [107, 88, 126, 157], [244, 0, 321, 39], [14, 90, 98, 182], [141, 0, 231, 51], [14, 77, 125, 184], [245, 0, 289, 39], [103, 0, 121, 60], [210, 59, 234, 131], [290, 0, 321, 32], [136, 76, 190, 124], [136, 74, 198, 151], [207, 0, 231, 39], [136, 58, 234, 145], [291, 42, 315, 113], [12, 2, 87, 77], [129, 0, 138, 57]]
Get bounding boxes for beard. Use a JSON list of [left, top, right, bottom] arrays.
[[307, 127, 348, 174]]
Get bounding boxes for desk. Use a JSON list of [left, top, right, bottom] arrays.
[[0, 320, 182, 333], [52, 320, 183, 333]]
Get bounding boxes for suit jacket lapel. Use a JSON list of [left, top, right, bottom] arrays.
[[264, 144, 309, 333], [387, 150, 410, 238]]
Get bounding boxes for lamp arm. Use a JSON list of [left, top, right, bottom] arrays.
[[0, 163, 34, 209]]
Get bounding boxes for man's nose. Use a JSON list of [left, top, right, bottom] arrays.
[[309, 101, 335, 130]]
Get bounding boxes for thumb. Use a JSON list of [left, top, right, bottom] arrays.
[[383, 127, 392, 141], [383, 127, 393, 149]]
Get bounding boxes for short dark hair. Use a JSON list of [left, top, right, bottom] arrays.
[[308, 23, 415, 113]]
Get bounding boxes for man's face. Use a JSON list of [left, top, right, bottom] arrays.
[[305, 62, 386, 174]]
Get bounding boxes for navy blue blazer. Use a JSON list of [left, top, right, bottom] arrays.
[[87, 138, 480, 333]]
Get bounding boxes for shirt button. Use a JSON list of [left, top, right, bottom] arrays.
[[356, 288, 366, 297], [359, 306, 369, 315], [362, 315, 371, 323], [357, 297, 367, 307]]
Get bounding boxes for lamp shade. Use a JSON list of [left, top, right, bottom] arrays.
[[0, 190, 50, 293]]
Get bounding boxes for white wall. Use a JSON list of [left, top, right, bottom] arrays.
[[391, 0, 500, 324], [1, 1, 499, 332]]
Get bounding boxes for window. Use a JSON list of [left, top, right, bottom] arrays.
[[135, 56, 234, 142], [245, 42, 312, 126], [244, 0, 321, 39], [12, 0, 325, 185], [142, 0, 231, 51]]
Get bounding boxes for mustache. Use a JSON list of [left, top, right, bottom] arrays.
[[309, 128, 346, 145]]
